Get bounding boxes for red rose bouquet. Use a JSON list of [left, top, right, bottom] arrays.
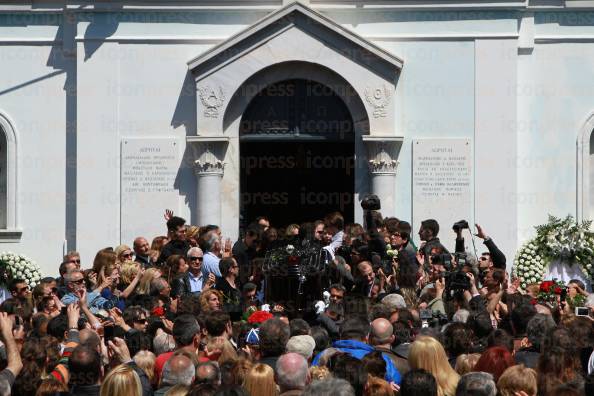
[[537, 279, 565, 307], [247, 310, 273, 325]]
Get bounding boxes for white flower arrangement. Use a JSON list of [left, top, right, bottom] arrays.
[[0, 251, 42, 288], [512, 215, 594, 288], [512, 241, 547, 291]]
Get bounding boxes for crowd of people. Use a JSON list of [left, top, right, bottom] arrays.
[[0, 202, 593, 396]]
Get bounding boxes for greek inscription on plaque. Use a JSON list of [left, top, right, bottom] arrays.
[[121, 138, 180, 244], [412, 139, 473, 243]]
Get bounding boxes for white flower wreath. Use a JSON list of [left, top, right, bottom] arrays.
[[0, 251, 43, 288], [512, 241, 547, 291]]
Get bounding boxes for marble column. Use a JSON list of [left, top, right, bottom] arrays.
[[187, 136, 229, 227], [362, 136, 402, 217]]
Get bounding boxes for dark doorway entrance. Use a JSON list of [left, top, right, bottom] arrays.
[[239, 79, 355, 228]]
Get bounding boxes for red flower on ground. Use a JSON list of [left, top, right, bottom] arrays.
[[247, 310, 273, 325]]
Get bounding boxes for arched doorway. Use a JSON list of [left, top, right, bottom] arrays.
[[239, 79, 355, 228]]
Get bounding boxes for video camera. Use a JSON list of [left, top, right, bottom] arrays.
[[419, 309, 448, 329], [443, 270, 471, 293], [452, 220, 469, 233], [361, 194, 381, 211]]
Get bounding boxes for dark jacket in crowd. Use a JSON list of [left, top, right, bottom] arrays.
[[170, 273, 192, 298], [420, 237, 450, 267], [514, 345, 539, 369], [157, 239, 190, 265], [484, 238, 506, 269], [232, 239, 256, 285], [69, 384, 100, 396]]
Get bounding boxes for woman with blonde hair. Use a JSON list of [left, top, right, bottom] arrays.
[[497, 365, 537, 396], [454, 353, 481, 375], [285, 224, 300, 237], [408, 336, 460, 396], [243, 363, 278, 396], [133, 350, 156, 386], [120, 260, 141, 286], [115, 244, 135, 266], [100, 364, 143, 396], [199, 289, 223, 312], [231, 358, 253, 386], [136, 267, 162, 295]]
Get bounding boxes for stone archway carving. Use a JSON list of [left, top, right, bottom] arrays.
[[186, 1, 403, 236]]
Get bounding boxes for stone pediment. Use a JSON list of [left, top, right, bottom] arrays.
[[188, 1, 403, 81], [187, 1, 403, 138]]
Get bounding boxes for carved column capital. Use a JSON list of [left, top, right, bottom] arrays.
[[193, 159, 225, 176], [362, 135, 403, 175], [186, 136, 229, 177], [368, 159, 399, 174]]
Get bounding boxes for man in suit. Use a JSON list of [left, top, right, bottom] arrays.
[[133, 237, 153, 268], [171, 247, 214, 298]]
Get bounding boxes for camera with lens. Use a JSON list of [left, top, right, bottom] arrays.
[[455, 252, 467, 267], [361, 194, 381, 211], [452, 220, 469, 233], [430, 253, 452, 269], [419, 309, 448, 328], [443, 270, 471, 294]]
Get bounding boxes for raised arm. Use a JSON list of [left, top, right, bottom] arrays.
[[0, 312, 22, 377]]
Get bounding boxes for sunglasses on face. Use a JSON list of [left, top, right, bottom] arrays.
[[479, 257, 489, 261], [69, 279, 85, 285], [134, 318, 147, 324], [17, 286, 29, 293], [188, 256, 203, 262], [122, 253, 134, 259], [69, 259, 81, 264]]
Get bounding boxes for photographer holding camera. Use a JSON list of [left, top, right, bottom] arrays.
[[361, 194, 387, 261], [453, 222, 506, 286], [418, 219, 450, 267]]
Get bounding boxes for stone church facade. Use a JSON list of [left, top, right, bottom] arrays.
[[1, 1, 594, 275]]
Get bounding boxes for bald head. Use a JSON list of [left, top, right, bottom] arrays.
[[370, 318, 394, 346], [196, 361, 221, 386], [162, 355, 195, 386], [276, 352, 310, 392], [133, 236, 150, 256]]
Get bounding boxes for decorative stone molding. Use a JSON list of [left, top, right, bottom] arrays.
[[187, 136, 229, 176], [198, 86, 225, 118], [364, 85, 393, 118], [368, 159, 398, 174], [186, 136, 229, 226], [193, 159, 225, 175], [362, 135, 403, 217], [362, 135, 403, 175]]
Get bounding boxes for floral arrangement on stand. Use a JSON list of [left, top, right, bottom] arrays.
[[0, 251, 42, 288], [512, 215, 594, 290], [513, 242, 547, 290], [263, 242, 326, 276]]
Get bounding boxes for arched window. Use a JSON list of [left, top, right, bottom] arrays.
[[0, 112, 19, 240]]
